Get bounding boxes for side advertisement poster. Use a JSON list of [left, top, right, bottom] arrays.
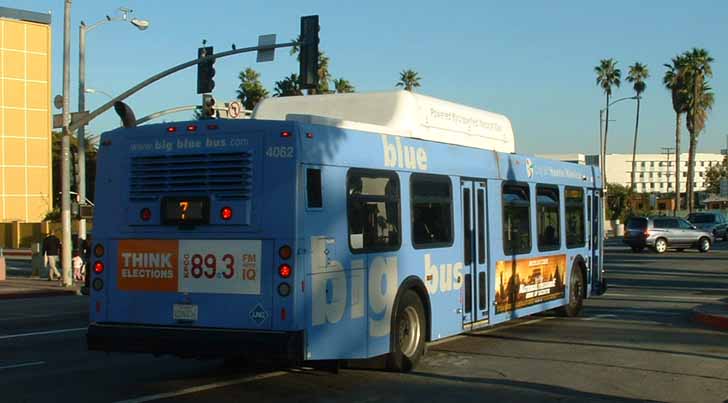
[[494, 254, 566, 314]]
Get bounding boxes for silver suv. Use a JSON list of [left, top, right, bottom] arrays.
[[623, 216, 714, 253]]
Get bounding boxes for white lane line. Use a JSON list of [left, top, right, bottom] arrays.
[[605, 292, 721, 302], [0, 312, 85, 322], [582, 314, 618, 321], [0, 361, 45, 370], [113, 371, 288, 403], [0, 327, 87, 340], [428, 317, 555, 347]]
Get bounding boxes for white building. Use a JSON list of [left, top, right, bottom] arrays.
[[539, 152, 724, 193]]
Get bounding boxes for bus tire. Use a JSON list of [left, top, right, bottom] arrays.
[[558, 264, 584, 317], [387, 290, 426, 372]]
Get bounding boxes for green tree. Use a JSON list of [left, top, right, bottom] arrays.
[[663, 55, 689, 213], [333, 78, 355, 93], [274, 74, 303, 97], [396, 69, 421, 92], [236, 67, 269, 110], [682, 48, 715, 212], [606, 183, 630, 221], [595, 59, 621, 187], [626, 62, 649, 191], [704, 155, 728, 194], [51, 131, 98, 209]]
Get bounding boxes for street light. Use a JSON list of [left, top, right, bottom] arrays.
[[84, 87, 114, 99], [77, 7, 150, 242], [598, 95, 639, 189]]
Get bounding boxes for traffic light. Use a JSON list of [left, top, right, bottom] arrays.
[[197, 46, 215, 94], [202, 94, 216, 119], [299, 15, 319, 90]]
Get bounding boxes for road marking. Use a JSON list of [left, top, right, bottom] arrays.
[[428, 317, 555, 347], [113, 371, 288, 403], [582, 314, 618, 321], [606, 292, 721, 302], [0, 361, 45, 370], [0, 312, 85, 322], [0, 327, 87, 340]]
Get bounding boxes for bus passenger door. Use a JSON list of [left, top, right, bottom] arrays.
[[461, 180, 489, 327], [587, 189, 602, 294]]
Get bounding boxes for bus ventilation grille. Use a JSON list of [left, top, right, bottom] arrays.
[[129, 152, 252, 200]]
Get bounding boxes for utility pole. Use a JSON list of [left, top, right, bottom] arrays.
[[61, 0, 73, 287], [77, 21, 87, 243], [662, 147, 674, 211]]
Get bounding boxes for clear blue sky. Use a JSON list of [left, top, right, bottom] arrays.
[[15, 0, 728, 155]]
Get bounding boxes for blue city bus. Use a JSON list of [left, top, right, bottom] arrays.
[[87, 92, 606, 371]]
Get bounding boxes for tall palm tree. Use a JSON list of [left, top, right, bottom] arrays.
[[273, 74, 302, 97], [396, 69, 421, 92], [594, 59, 621, 186], [236, 67, 269, 110], [333, 78, 355, 93], [663, 55, 689, 214], [682, 48, 715, 212], [626, 62, 649, 191]]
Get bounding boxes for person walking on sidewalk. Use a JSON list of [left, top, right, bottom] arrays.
[[42, 232, 62, 281]]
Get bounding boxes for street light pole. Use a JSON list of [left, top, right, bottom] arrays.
[[61, 0, 72, 286], [77, 8, 149, 243]]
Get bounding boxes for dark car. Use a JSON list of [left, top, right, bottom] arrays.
[[623, 216, 714, 253], [686, 212, 728, 241]]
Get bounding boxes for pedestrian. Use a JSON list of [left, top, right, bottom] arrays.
[[42, 232, 62, 281], [72, 250, 85, 282]]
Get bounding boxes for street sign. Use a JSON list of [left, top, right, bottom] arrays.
[[256, 34, 276, 63], [53, 111, 90, 129], [227, 101, 242, 119]]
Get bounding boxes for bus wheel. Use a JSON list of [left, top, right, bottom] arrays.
[[388, 290, 426, 372], [558, 265, 584, 317]]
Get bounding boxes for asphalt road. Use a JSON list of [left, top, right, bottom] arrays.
[[1, 242, 727, 403]]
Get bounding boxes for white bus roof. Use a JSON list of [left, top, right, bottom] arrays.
[[251, 91, 515, 153]]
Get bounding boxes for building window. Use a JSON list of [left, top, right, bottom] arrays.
[[650, 161, 655, 167], [347, 169, 401, 252], [410, 174, 453, 248], [658, 172, 662, 178], [565, 187, 585, 248], [682, 172, 687, 178], [502, 183, 531, 255], [650, 183, 655, 189], [641, 161, 646, 167], [639, 173, 644, 179], [536, 185, 560, 252]]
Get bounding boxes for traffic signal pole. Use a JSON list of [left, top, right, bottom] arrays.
[[68, 39, 301, 133], [61, 0, 73, 286]]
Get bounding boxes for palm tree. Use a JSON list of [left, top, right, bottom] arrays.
[[682, 48, 715, 212], [594, 59, 621, 186], [625, 62, 649, 191], [333, 78, 355, 93], [236, 67, 269, 110], [663, 55, 689, 214], [273, 74, 303, 97], [396, 69, 421, 91]]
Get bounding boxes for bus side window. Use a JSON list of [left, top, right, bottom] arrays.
[[307, 168, 323, 208], [347, 169, 401, 253], [502, 183, 531, 255], [536, 185, 560, 251], [566, 187, 585, 248], [410, 174, 453, 248]]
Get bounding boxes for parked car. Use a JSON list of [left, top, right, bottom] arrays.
[[686, 212, 728, 241], [623, 216, 714, 253]]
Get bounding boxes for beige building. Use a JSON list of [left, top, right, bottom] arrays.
[[0, 7, 52, 223]]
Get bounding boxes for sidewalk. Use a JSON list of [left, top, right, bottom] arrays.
[[692, 300, 728, 331], [0, 277, 81, 300]]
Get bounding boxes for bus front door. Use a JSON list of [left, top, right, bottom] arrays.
[[461, 179, 489, 327], [587, 189, 603, 294]]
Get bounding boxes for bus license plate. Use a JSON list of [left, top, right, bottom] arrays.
[[173, 304, 198, 322]]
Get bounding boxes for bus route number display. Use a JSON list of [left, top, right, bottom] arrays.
[[162, 197, 209, 225]]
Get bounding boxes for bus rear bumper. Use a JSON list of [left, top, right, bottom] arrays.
[[87, 323, 303, 361]]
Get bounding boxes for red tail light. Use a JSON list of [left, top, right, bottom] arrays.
[[280, 131, 292, 138], [220, 207, 233, 220], [93, 261, 104, 274], [186, 124, 197, 132], [140, 208, 152, 221], [278, 264, 292, 278], [279, 245, 292, 260], [167, 126, 177, 133]]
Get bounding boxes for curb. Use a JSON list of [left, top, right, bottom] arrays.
[[692, 305, 728, 331], [0, 289, 80, 300]]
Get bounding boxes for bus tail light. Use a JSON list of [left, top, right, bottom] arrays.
[[281, 307, 287, 320], [278, 245, 292, 260], [93, 261, 104, 274], [167, 126, 177, 133], [186, 124, 198, 132], [278, 264, 292, 278], [92, 278, 104, 291], [280, 131, 292, 138], [278, 282, 291, 297], [220, 207, 233, 220], [140, 208, 152, 221], [94, 244, 105, 258]]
